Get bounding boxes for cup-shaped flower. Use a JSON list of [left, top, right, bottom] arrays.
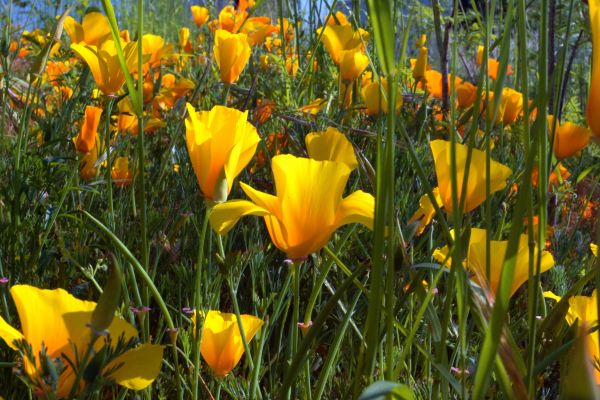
[[142, 34, 173, 68], [213, 29, 251, 84], [241, 17, 277, 46], [0, 285, 164, 397], [71, 40, 139, 96], [191, 6, 210, 27], [305, 127, 358, 169], [340, 49, 369, 82], [548, 116, 591, 159], [430, 139, 512, 213], [587, 0, 600, 137], [456, 81, 477, 109], [317, 24, 369, 64], [209, 154, 374, 260], [192, 310, 263, 377], [433, 228, 555, 298], [185, 103, 259, 203], [361, 78, 403, 116], [111, 157, 133, 187], [73, 105, 102, 153], [564, 290, 600, 383], [64, 12, 111, 46]]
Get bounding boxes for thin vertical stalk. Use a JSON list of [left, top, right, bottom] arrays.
[[193, 210, 210, 400]]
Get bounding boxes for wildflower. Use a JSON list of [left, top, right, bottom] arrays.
[[531, 163, 570, 189], [286, 55, 299, 76], [253, 99, 276, 125], [299, 98, 327, 115], [430, 140, 512, 213], [340, 48, 369, 82], [185, 103, 260, 203], [317, 24, 369, 64], [80, 143, 102, 181], [361, 78, 403, 115], [433, 228, 555, 298], [415, 34, 427, 48], [71, 40, 139, 96], [591, 243, 598, 257], [209, 153, 374, 260], [587, 0, 600, 137], [214, 5, 247, 33], [73, 105, 102, 153], [191, 5, 210, 27], [412, 47, 428, 81], [0, 285, 164, 397], [142, 34, 173, 69], [548, 116, 591, 159], [476, 45, 513, 80], [179, 27, 192, 53], [456, 81, 477, 109], [408, 187, 443, 236], [64, 12, 111, 46], [564, 290, 600, 383], [213, 29, 251, 84], [192, 310, 263, 377], [305, 127, 358, 168], [241, 17, 277, 46], [498, 88, 523, 125], [422, 70, 463, 100], [111, 157, 133, 187], [325, 11, 350, 26]]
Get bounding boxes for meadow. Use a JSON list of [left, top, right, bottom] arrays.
[[0, 0, 599, 398]]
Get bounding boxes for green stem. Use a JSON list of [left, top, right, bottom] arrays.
[[193, 210, 210, 400]]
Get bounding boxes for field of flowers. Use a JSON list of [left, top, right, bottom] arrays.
[[0, 0, 599, 398]]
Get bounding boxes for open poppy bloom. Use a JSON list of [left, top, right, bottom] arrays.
[[192, 310, 263, 378], [209, 151, 374, 260], [191, 6, 210, 28], [587, 0, 600, 137], [0, 285, 164, 398], [213, 29, 251, 84], [64, 12, 111, 46], [241, 17, 277, 46], [433, 228, 555, 298], [185, 103, 259, 203], [430, 140, 512, 213], [73, 105, 102, 154], [71, 40, 139, 96], [548, 116, 591, 159], [317, 24, 369, 64]]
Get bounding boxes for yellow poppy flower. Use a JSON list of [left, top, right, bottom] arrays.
[[185, 103, 259, 203], [591, 243, 598, 257], [499, 88, 523, 125], [71, 40, 139, 96], [456, 81, 477, 109], [340, 48, 369, 82], [241, 17, 277, 46], [64, 12, 111, 46], [299, 98, 327, 115], [213, 29, 251, 84], [73, 105, 102, 154], [317, 24, 369, 64], [111, 157, 133, 187], [564, 290, 600, 383], [587, 0, 600, 137], [214, 5, 247, 33], [412, 46, 428, 81], [142, 34, 173, 68], [192, 310, 263, 378], [325, 11, 350, 26], [191, 5, 210, 28], [408, 187, 443, 236], [548, 116, 591, 159], [430, 140, 512, 213], [476, 46, 513, 80], [433, 228, 555, 298], [0, 285, 164, 397], [80, 140, 102, 181], [361, 78, 403, 116], [305, 127, 358, 169], [209, 154, 374, 260]]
